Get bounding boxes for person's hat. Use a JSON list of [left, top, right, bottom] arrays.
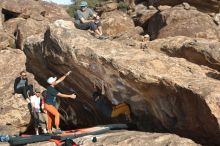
[[80, 1, 88, 7], [47, 77, 57, 84], [35, 88, 41, 93]]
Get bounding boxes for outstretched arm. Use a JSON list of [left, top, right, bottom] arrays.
[[57, 93, 76, 99], [55, 71, 71, 85]]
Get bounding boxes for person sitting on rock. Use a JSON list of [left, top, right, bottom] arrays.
[[92, 81, 131, 122], [14, 71, 33, 103], [74, 1, 107, 39], [30, 88, 47, 135], [45, 71, 76, 134]]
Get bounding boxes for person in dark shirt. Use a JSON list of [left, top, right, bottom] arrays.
[[44, 71, 76, 134], [14, 71, 33, 103], [92, 82, 131, 121], [93, 88, 112, 117]]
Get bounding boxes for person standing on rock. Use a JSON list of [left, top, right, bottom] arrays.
[[45, 71, 76, 134], [30, 88, 47, 135], [14, 71, 33, 103], [74, 1, 107, 39]]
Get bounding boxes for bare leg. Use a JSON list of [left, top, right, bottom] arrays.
[[98, 26, 103, 36], [94, 29, 102, 36]]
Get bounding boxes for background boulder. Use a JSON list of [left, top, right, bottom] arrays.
[[146, 5, 220, 40]]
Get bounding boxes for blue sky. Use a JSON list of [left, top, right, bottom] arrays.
[[44, 0, 72, 5]]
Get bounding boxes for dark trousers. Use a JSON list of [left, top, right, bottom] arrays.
[[15, 85, 33, 99], [75, 21, 101, 31], [33, 111, 46, 129]]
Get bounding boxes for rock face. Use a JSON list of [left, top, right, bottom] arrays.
[[146, 6, 220, 40], [73, 130, 200, 146], [0, 48, 41, 135], [0, 0, 70, 21], [133, 4, 158, 26], [0, 8, 3, 30], [0, 31, 14, 49], [0, 130, 199, 146], [23, 30, 107, 129], [24, 20, 220, 145], [152, 0, 220, 13], [146, 36, 220, 72], [95, 2, 118, 13], [1, 0, 220, 145], [101, 10, 136, 37], [0, 0, 72, 135], [0, 0, 71, 49], [16, 18, 49, 49]]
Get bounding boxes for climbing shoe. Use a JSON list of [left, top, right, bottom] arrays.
[[97, 35, 109, 40]]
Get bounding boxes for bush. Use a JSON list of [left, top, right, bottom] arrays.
[[117, 1, 128, 11]]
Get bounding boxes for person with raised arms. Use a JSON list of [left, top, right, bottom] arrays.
[[45, 71, 76, 134]]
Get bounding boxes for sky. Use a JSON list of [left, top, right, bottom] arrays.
[[43, 0, 72, 5]]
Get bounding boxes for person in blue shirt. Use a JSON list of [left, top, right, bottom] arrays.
[[74, 1, 107, 39]]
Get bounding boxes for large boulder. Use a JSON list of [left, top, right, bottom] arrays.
[[0, 31, 14, 49], [0, 48, 41, 135], [0, 130, 200, 146], [0, 0, 71, 49], [113, 26, 144, 48], [146, 36, 220, 72], [0, 0, 70, 21], [16, 18, 49, 49], [146, 5, 220, 40], [3, 18, 25, 35], [101, 10, 137, 37], [101, 10, 144, 45], [95, 2, 118, 13], [152, 0, 220, 13], [73, 131, 199, 146], [0, 8, 3, 30], [24, 29, 105, 129], [24, 20, 220, 145], [133, 4, 158, 26]]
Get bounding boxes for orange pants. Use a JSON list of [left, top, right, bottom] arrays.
[[45, 104, 60, 130]]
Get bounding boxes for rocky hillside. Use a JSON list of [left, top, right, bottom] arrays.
[[1, 0, 220, 146], [0, 0, 71, 135]]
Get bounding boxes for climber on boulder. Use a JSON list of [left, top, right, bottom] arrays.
[[92, 81, 131, 122], [44, 71, 76, 134]]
